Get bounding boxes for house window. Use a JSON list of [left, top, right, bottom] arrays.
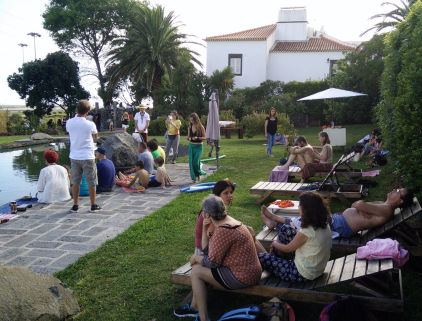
[[228, 54, 242, 75], [329, 60, 338, 76]]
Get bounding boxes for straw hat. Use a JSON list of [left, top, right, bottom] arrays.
[[137, 104, 147, 110]]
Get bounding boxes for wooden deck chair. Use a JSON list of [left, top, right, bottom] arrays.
[[288, 151, 362, 179], [171, 254, 403, 312], [256, 198, 422, 253]]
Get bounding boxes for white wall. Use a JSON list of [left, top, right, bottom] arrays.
[[206, 40, 268, 88], [267, 51, 346, 83]]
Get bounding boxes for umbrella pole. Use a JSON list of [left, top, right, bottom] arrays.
[[216, 141, 220, 169]]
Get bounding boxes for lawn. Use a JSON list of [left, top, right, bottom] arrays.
[[0, 135, 30, 145], [54, 124, 422, 321]]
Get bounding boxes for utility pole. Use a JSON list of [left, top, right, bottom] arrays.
[[18, 43, 28, 64], [27, 32, 41, 60]]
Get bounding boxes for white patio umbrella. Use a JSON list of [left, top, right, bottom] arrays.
[[205, 91, 220, 168], [298, 88, 367, 125]]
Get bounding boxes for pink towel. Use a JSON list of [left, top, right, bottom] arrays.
[[356, 238, 409, 267], [362, 170, 381, 177], [269, 166, 289, 182]]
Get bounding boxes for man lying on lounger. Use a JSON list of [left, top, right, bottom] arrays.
[[261, 188, 414, 239]]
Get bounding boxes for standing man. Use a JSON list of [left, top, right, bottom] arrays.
[[95, 147, 116, 193], [66, 100, 101, 212], [134, 104, 150, 142]]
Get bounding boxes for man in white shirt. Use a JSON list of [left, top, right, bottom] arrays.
[[37, 150, 71, 203], [66, 100, 101, 213], [134, 104, 150, 142]]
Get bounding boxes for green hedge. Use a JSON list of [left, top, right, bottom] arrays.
[[376, 1, 422, 191]]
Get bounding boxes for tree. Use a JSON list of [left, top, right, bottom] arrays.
[[208, 67, 235, 108], [7, 51, 89, 117], [361, 0, 418, 36], [376, 1, 422, 190], [107, 4, 201, 104], [43, 0, 135, 105]]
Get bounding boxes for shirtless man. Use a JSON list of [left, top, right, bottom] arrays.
[[279, 136, 314, 170], [261, 188, 414, 238]]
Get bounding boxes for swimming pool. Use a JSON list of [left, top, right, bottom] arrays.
[[0, 142, 70, 205]]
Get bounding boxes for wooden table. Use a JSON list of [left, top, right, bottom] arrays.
[[220, 127, 243, 139]]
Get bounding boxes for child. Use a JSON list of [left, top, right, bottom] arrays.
[[259, 192, 332, 282], [115, 160, 149, 190], [149, 156, 173, 189]]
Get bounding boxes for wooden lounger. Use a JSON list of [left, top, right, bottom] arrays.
[[250, 181, 363, 204], [257, 198, 422, 253], [288, 165, 362, 179], [171, 254, 403, 312]]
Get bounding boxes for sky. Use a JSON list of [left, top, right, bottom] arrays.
[[0, 0, 404, 106]]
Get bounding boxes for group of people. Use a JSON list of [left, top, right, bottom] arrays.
[[173, 178, 413, 321]]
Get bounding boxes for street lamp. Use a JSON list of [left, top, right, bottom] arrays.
[[18, 43, 28, 64], [27, 32, 41, 60]]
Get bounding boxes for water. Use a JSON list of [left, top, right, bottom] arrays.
[[0, 142, 70, 205]]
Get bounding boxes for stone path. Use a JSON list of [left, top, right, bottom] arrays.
[[0, 163, 212, 274]]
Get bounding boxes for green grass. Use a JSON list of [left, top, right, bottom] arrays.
[[54, 125, 422, 321], [0, 135, 30, 145]]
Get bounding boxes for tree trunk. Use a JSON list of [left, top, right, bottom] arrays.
[[93, 54, 106, 107]]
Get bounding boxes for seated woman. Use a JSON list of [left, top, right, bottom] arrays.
[[279, 136, 314, 170], [194, 179, 266, 255], [174, 195, 262, 321], [300, 132, 333, 182], [37, 150, 71, 203], [259, 192, 331, 282]]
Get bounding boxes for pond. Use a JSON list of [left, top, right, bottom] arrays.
[[0, 142, 70, 205]]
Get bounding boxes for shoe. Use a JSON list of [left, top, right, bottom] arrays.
[[70, 205, 79, 213], [173, 303, 198, 318], [172, 160, 176, 164], [90, 204, 102, 212]]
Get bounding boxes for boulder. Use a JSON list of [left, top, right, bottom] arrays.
[[30, 133, 53, 140], [0, 266, 80, 321], [101, 132, 138, 168]]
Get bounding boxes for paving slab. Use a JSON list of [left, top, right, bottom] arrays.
[[0, 163, 213, 274]]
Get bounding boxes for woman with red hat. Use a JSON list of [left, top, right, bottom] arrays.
[[36, 150, 71, 203]]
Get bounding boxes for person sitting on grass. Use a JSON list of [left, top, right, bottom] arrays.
[[261, 188, 414, 240], [259, 192, 332, 283], [115, 160, 149, 190], [279, 136, 314, 170], [300, 132, 333, 183], [148, 156, 173, 189], [174, 195, 262, 321]]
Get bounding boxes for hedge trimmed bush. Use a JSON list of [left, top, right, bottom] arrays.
[[376, 1, 422, 191]]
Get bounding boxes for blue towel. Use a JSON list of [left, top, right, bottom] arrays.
[[0, 197, 38, 214]]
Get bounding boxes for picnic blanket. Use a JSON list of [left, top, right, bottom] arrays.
[[0, 197, 38, 214]]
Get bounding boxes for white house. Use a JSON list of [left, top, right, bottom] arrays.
[[205, 7, 357, 88]]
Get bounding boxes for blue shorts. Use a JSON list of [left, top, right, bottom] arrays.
[[330, 214, 355, 238]]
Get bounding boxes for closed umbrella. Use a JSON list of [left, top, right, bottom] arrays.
[[298, 88, 367, 126], [206, 91, 220, 169]]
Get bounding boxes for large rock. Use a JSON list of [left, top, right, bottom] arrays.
[[30, 133, 53, 140], [101, 132, 138, 168], [0, 266, 80, 321]]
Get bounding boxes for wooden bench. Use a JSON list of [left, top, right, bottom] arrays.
[[257, 198, 422, 253], [171, 254, 403, 312], [250, 181, 363, 204], [220, 127, 244, 139], [288, 166, 362, 179]]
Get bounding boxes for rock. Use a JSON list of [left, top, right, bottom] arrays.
[[30, 133, 53, 140], [0, 266, 80, 321], [101, 132, 138, 168]]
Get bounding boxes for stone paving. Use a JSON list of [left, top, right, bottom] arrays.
[[0, 163, 212, 274]]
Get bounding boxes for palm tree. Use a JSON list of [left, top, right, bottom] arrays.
[[361, 0, 418, 36], [208, 67, 235, 108], [107, 4, 201, 102]]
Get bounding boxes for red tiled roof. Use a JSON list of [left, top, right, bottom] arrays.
[[271, 36, 356, 52], [205, 24, 276, 41]]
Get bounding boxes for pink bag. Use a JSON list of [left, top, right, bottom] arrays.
[[356, 238, 409, 267]]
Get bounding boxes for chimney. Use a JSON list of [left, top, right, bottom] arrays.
[[275, 7, 308, 41]]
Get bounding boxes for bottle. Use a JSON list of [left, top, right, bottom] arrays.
[[10, 201, 17, 214]]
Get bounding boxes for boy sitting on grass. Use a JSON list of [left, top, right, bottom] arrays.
[[149, 156, 173, 189], [115, 160, 149, 190]]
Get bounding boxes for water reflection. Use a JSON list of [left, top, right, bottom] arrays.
[[0, 142, 70, 205]]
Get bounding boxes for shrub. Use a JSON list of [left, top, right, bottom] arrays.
[[128, 118, 135, 135], [219, 110, 237, 124], [148, 118, 167, 136], [241, 112, 267, 138]]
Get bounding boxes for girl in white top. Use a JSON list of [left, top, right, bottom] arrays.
[[259, 192, 331, 282], [37, 150, 71, 203]]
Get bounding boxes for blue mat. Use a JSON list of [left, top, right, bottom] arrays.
[[0, 197, 38, 214]]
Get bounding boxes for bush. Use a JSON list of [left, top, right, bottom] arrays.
[[148, 118, 167, 136], [219, 110, 237, 124], [241, 113, 267, 138]]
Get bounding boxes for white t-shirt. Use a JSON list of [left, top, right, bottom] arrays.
[[134, 112, 150, 133], [37, 165, 71, 203], [66, 116, 98, 160], [294, 224, 332, 280]]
